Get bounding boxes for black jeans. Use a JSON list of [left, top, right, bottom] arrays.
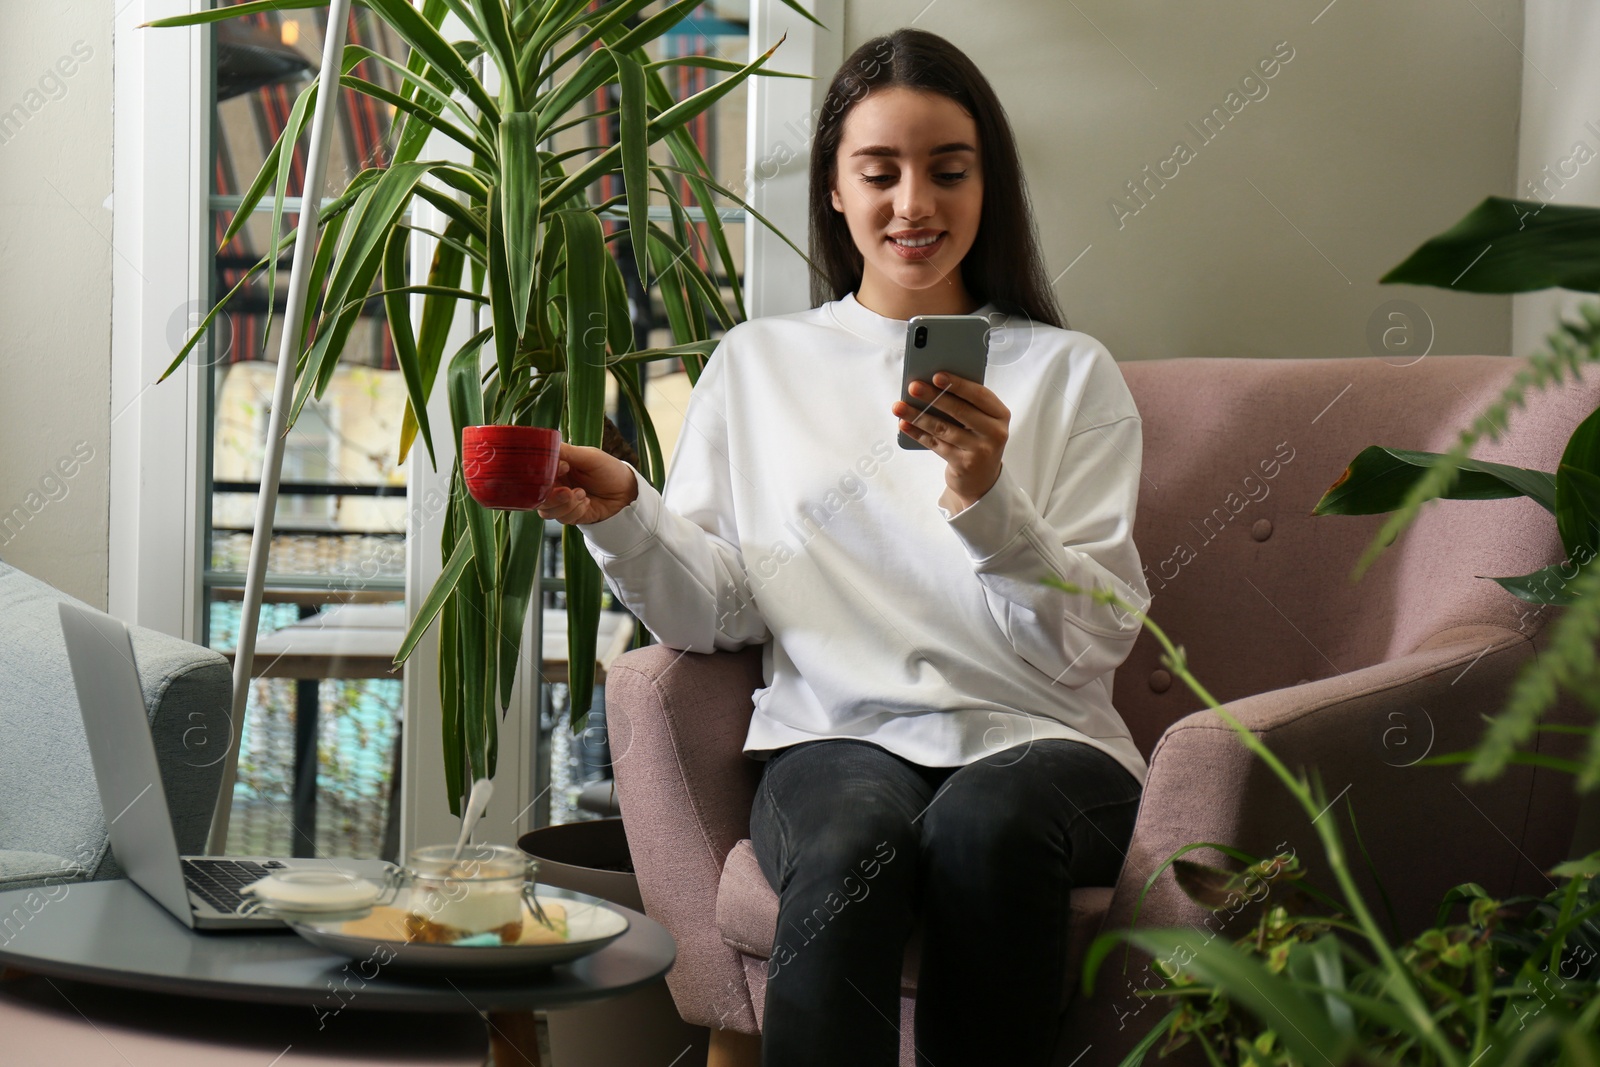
[[750, 736, 1143, 1067]]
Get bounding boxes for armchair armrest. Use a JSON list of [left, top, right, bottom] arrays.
[[1121, 624, 1579, 929], [604, 642, 766, 1031], [1072, 626, 1585, 1061]]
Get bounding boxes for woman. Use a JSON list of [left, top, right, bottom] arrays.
[[539, 27, 1150, 1067]]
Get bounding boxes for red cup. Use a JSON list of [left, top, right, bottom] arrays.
[[460, 425, 562, 511]]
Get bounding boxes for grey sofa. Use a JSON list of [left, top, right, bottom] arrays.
[[0, 560, 230, 891]]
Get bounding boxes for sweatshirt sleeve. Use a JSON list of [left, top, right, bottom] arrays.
[[937, 367, 1150, 689], [575, 345, 771, 654]]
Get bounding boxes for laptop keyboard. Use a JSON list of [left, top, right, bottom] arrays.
[[181, 858, 283, 915]]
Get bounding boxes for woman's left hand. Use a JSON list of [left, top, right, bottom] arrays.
[[892, 371, 1010, 513]]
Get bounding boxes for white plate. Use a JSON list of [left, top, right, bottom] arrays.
[[287, 886, 630, 973]]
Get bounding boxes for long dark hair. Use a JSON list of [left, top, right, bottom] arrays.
[[807, 28, 1066, 329]]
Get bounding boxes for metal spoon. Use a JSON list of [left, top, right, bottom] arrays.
[[452, 778, 494, 861]]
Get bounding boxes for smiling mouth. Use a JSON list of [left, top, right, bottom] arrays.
[[888, 232, 944, 248]]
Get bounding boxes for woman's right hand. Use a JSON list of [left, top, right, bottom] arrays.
[[537, 443, 639, 525]]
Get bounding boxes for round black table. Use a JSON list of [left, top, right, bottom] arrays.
[[0, 879, 676, 1065]]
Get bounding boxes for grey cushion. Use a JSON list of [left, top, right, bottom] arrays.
[[0, 561, 231, 890], [0, 850, 86, 890]]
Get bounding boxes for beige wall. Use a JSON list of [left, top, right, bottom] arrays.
[[841, 0, 1522, 363], [0, 0, 1550, 605], [0, 0, 113, 605]]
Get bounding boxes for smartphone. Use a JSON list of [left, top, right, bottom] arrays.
[[898, 314, 992, 450]]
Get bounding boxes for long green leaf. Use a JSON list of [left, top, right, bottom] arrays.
[[1296, 935, 1357, 1040], [158, 228, 293, 382], [1555, 404, 1600, 559], [601, 229, 635, 359], [563, 524, 602, 727], [342, 43, 485, 135], [539, 34, 783, 210], [333, 283, 487, 319], [1122, 930, 1351, 1067], [381, 224, 433, 468], [402, 0, 451, 103], [612, 361, 663, 491], [469, 0, 520, 106], [260, 61, 327, 362], [290, 160, 434, 425], [1488, 562, 1589, 606], [557, 210, 607, 448], [365, 0, 500, 119], [647, 220, 734, 331], [647, 33, 785, 146], [219, 77, 312, 251], [429, 162, 495, 201], [659, 183, 713, 344], [446, 334, 498, 596], [411, 183, 487, 242], [646, 230, 693, 347], [1380, 195, 1600, 294], [296, 201, 352, 378], [606, 338, 719, 367], [487, 185, 520, 392], [611, 47, 650, 293], [540, 0, 655, 73], [548, 0, 699, 77], [654, 160, 817, 279], [396, 531, 476, 665], [1314, 445, 1556, 516], [531, 197, 567, 354], [645, 54, 810, 78], [455, 534, 490, 787], [497, 509, 545, 710], [518, 0, 592, 86], [773, 0, 826, 28], [400, 223, 473, 467], [142, 1, 334, 27], [657, 159, 743, 324], [1113, 1005, 1180, 1067], [440, 591, 463, 816], [158, 168, 378, 382], [499, 112, 542, 332], [342, 73, 491, 157], [533, 47, 620, 140]]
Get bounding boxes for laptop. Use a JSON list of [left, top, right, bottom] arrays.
[[58, 600, 394, 930]]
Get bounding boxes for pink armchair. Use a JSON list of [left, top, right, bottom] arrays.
[[602, 355, 1597, 1066]]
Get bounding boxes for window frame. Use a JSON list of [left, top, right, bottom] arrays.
[[110, 0, 212, 641]]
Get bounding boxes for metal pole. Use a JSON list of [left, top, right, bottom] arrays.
[[207, 0, 353, 854]]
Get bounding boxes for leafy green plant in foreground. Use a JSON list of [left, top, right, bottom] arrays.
[[1053, 577, 1600, 1066]]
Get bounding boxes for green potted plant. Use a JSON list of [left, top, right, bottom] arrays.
[[148, 0, 818, 816]]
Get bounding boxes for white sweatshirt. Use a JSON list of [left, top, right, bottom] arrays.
[[578, 291, 1152, 785]]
